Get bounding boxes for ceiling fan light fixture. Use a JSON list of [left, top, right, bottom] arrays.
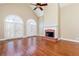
[[31, 3, 47, 11]]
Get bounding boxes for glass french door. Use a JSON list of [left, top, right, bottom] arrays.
[[4, 15, 24, 39], [5, 22, 14, 38], [4, 22, 24, 39]]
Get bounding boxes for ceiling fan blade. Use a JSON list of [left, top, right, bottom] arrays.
[[36, 3, 47, 6], [33, 7, 37, 10], [31, 3, 47, 6], [31, 4, 37, 6], [39, 7, 43, 11], [36, 3, 41, 6], [41, 3, 48, 6]]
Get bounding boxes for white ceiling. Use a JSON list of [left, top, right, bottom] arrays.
[[29, 3, 72, 17]]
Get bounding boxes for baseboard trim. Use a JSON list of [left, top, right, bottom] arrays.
[[60, 37, 79, 43], [0, 36, 27, 41], [0, 35, 40, 41]]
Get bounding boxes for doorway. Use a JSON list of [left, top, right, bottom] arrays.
[[26, 19, 37, 36]]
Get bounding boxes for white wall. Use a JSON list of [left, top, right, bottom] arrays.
[[0, 4, 38, 39], [39, 16, 44, 36], [44, 3, 58, 38], [60, 3, 79, 40]]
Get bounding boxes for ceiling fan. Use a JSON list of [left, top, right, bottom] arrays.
[[31, 3, 48, 11]]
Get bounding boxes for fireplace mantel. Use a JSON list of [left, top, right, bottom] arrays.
[[44, 26, 58, 38], [45, 29, 55, 32]]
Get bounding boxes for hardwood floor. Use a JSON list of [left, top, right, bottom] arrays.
[[0, 36, 79, 56]]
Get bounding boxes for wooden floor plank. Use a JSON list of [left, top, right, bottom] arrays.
[[0, 36, 79, 56]]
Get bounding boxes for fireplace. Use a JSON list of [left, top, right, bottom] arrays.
[[45, 29, 55, 38]]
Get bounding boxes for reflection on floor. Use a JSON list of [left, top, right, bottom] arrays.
[[0, 36, 79, 56]]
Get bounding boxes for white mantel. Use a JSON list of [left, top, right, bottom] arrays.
[[44, 25, 58, 38]]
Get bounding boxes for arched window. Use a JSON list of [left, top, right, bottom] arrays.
[[26, 19, 37, 36], [4, 15, 24, 39]]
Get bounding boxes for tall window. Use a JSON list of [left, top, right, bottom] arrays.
[[4, 15, 24, 39], [26, 19, 37, 36]]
